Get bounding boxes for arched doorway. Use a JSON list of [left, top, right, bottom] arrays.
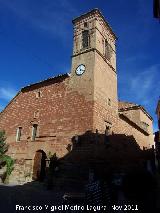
[[32, 150, 47, 181]]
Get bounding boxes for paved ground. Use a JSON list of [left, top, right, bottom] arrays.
[[0, 182, 64, 213], [0, 178, 159, 213]]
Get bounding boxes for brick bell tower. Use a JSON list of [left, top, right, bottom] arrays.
[[69, 9, 118, 131]]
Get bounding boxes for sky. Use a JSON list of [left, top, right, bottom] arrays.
[[0, 0, 159, 131]]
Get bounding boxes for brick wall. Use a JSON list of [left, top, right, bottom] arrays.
[[0, 76, 95, 182], [0, 76, 153, 183], [93, 101, 153, 149], [0, 8, 154, 183]]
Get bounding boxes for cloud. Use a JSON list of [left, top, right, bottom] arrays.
[[0, 87, 17, 101], [130, 71, 153, 102], [119, 63, 159, 129], [119, 64, 160, 107], [0, 86, 17, 112], [118, 0, 155, 49], [153, 122, 159, 132]]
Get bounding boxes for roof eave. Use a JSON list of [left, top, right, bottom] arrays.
[[119, 105, 153, 121], [21, 73, 69, 92], [72, 8, 117, 40]]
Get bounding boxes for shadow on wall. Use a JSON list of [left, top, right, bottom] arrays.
[[62, 130, 154, 177], [0, 130, 156, 213], [30, 130, 155, 189], [58, 131, 156, 212]]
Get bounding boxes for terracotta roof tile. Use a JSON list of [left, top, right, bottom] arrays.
[[118, 101, 153, 121], [118, 101, 138, 110], [72, 8, 117, 40], [21, 73, 69, 91]]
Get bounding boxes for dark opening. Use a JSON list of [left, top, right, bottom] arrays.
[[84, 22, 88, 27], [32, 124, 38, 141], [16, 127, 22, 141], [82, 30, 89, 49], [105, 39, 113, 61], [32, 150, 47, 181]]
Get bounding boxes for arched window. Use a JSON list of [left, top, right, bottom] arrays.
[[105, 39, 113, 61], [82, 30, 89, 49], [16, 127, 22, 142], [108, 98, 111, 106], [36, 91, 41, 98], [84, 22, 88, 28], [32, 124, 38, 141]]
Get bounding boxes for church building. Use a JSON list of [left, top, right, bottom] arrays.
[[0, 9, 154, 184]]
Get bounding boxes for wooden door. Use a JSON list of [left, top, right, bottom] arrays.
[[32, 151, 42, 180]]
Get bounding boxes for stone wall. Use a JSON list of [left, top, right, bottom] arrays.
[[93, 100, 153, 149], [0, 76, 94, 183], [0, 8, 154, 184]]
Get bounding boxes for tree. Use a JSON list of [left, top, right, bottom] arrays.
[[0, 130, 8, 156], [0, 130, 14, 183]]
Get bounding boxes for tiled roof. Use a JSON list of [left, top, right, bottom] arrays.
[[118, 101, 138, 110], [0, 73, 69, 114], [21, 73, 69, 91], [119, 113, 150, 136], [118, 101, 153, 121]]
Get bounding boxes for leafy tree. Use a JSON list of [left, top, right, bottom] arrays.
[[0, 130, 8, 156], [0, 130, 14, 182]]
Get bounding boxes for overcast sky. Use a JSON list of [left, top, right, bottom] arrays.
[[0, 0, 159, 131]]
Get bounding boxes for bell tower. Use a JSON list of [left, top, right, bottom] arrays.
[[69, 9, 118, 119]]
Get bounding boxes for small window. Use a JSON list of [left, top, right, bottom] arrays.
[[105, 39, 113, 61], [16, 127, 22, 142], [36, 91, 41, 98], [102, 39, 105, 55], [32, 124, 38, 141], [141, 122, 149, 129], [104, 126, 112, 146], [82, 30, 89, 49], [108, 98, 111, 106], [84, 22, 88, 28]]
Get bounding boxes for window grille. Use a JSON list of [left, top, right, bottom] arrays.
[[82, 30, 89, 49]]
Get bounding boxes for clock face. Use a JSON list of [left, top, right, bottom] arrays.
[[75, 64, 85, 76]]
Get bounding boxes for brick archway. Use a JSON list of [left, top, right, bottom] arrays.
[[32, 150, 47, 181]]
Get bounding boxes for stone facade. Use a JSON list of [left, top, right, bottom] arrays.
[[0, 9, 154, 183], [155, 99, 160, 166], [156, 100, 160, 125]]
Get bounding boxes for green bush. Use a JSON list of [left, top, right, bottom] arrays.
[[0, 130, 14, 182]]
